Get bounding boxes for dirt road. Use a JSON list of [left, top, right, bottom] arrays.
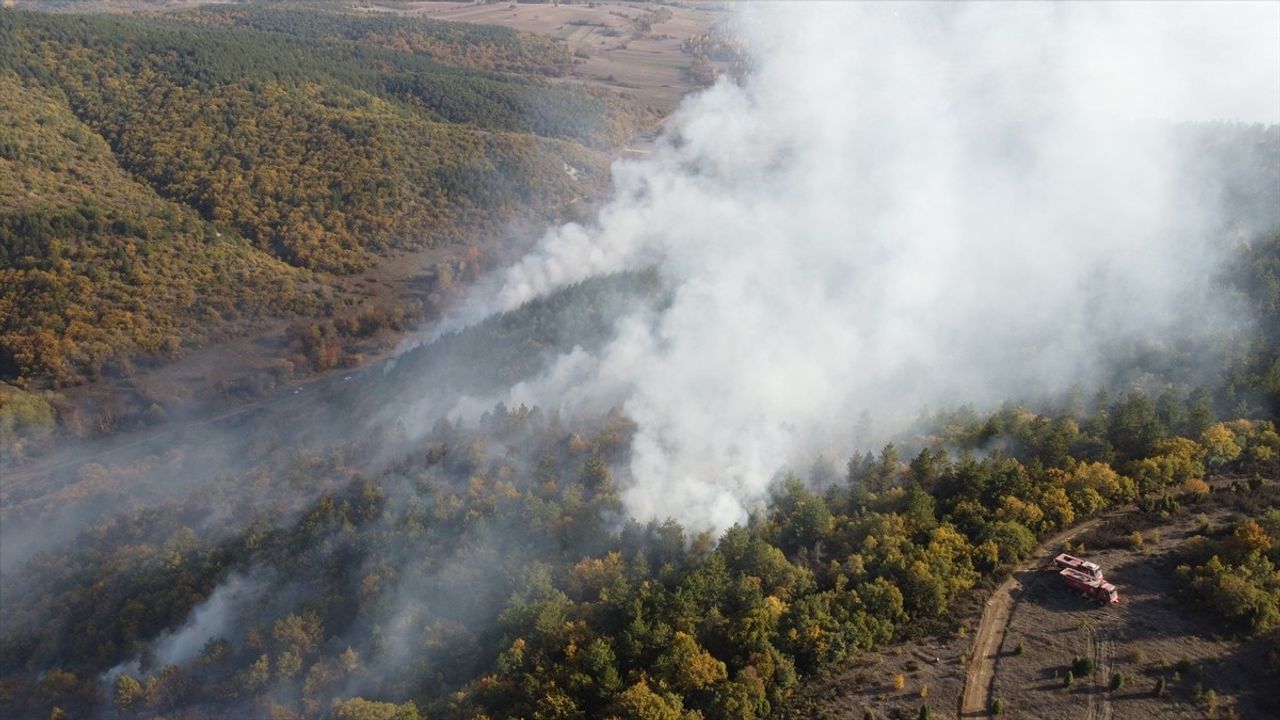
[[958, 517, 1105, 718]]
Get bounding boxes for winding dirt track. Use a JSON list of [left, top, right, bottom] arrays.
[[958, 517, 1104, 717]]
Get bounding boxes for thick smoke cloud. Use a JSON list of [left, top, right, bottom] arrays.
[[425, 2, 1280, 535]]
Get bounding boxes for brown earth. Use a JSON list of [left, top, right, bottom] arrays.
[[960, 516, 1107, 717], [987, 501, 1276, 720], [775, 634, 970, 720]]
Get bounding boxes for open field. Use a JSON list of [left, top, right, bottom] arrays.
[[359, 1, 729, 113]]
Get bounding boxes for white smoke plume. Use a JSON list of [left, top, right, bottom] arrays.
[[429, 3, 1280, 533], [103, 572, 264, 683]]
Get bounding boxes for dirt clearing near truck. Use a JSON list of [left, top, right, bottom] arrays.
[[988, 489, 1278, 720]]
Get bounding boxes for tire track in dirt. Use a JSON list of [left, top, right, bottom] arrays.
[[1083, 622, 1099, 720], [958, 516, 1105, 718], [1098, 630, 1115, 720]]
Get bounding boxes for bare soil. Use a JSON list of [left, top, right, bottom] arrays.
[[775, 637, 970, 720], [960, 517, 1107, 717], [988, 503, 1276, 720]]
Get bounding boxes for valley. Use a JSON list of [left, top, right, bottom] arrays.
[[1, 4, 1277, 720]]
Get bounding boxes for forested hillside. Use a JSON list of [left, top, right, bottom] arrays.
[[0, 71, 315, 387], [2, 238, 1279, 718], [3, 368, 1276, 720], [1, 5, 1277, 720], [177, 4, 576, 76], [0, 8, 651, 387]]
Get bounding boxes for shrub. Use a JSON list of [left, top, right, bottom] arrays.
[[1155, 677, 1166, 697], [917, 706, 930, 720], [894, 673, 906, 691], [1110, 672, 1125, 690], [1071, 656, 1095, 677], [1064, 670, 1075, 687], [1014, 640, 1024, 655], [991, 698, 1005, 715]]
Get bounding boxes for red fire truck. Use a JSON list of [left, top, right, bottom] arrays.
[[1050, 552, 1105, 580], [1059, 567, 1120, 605]]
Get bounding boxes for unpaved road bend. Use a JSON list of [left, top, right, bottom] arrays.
[[958, 517, 1105, 718]]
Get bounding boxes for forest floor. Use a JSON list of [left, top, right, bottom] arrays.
[[777, 483, 1278, 720]]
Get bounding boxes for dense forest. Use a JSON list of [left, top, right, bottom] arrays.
[[2, 372, 1276, 719], [176, 4, 577, 77], [0, 71, 316, 387], [2, 227, 1279, 718], [0, 7, 652, 388]]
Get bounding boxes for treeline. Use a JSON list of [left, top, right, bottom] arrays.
[[681, 32, 750, 86], [1221, 232, 1280, 419], [1174, 486, 1280, 635], [175, 6, 650, 146], [180, 4, 576, 77], [3, 384, 1274, 719]]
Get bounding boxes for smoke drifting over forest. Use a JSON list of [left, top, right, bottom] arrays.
[[3, 5, 1278, 719], [431, 2, 1280, 533], [105, 573, 267, 683]]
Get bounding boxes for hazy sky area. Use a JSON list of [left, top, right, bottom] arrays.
[[411, 2, 1280, 534], [1116, 1, 1279, 124]]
